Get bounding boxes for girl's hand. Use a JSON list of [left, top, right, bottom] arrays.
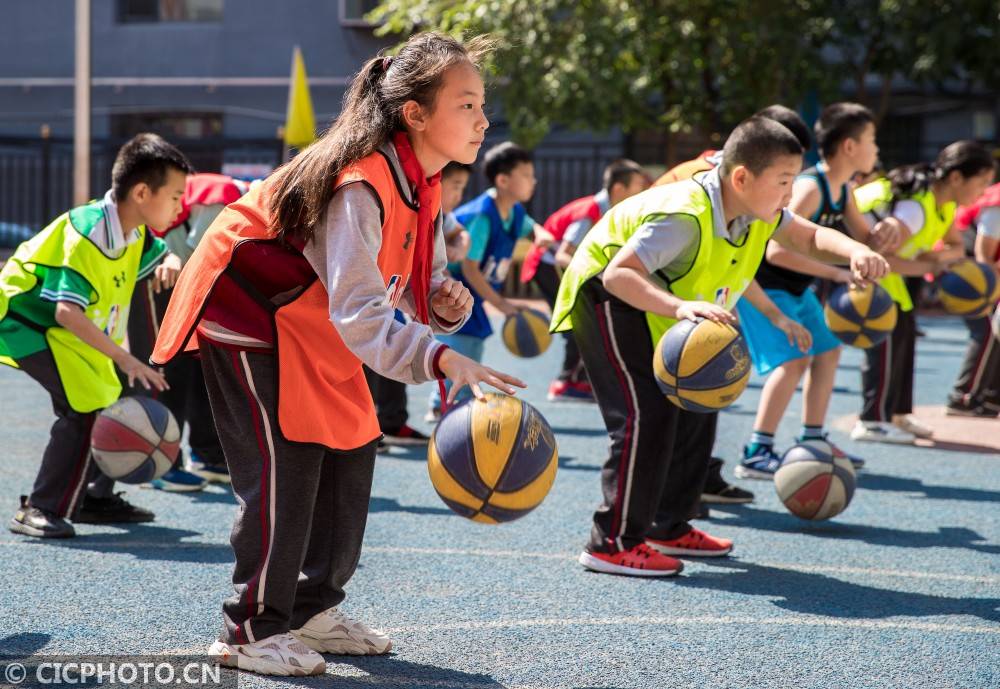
[[152, 253, 183, 294], [771, 314, 812, 353], [675, 301, 736, 324], [431, 278, 473, 323], [869, 220, 904, 254], [849, 249, 890, 284], [438, 348, 526, 404]]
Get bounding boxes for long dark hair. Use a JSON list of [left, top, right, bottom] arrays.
[[268, 32, 494, 241], [888, 140, 994, 198]]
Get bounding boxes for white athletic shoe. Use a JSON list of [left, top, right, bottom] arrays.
[[893, 414, 934, 439], [850, 420, 915, 444], [208, 633, 326, 676], [291, 607, 393, 655]]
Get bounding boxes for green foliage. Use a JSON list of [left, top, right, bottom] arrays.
[[370, 0, 999, 146]]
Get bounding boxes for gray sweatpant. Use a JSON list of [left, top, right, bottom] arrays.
[[199, 340, 377, 645]]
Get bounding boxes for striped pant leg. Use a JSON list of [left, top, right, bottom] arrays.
[[200, 341, 325, 645], [649, 410, 717, 541], [895, 310, 917, 415], [571, 280, 678, 553], [977, 330, 1000, 410], [15, 349, 95, 519], [291, 442, 376, 629], [861, 309, 913, 422], [950, 315, 992, 405]]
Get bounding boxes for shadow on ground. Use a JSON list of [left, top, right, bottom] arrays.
[[858, 472, 1000, 503], [712, 504, 1000, 556], [676, 558, 1000, 623]]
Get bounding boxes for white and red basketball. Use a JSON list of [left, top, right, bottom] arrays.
[[90, 396, 180, 483], [774, 440, 856, 520]]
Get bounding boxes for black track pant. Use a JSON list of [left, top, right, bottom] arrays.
[[570, 279, 714, 553]]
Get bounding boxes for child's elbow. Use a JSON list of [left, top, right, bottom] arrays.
[[53, 301, 79, 326], [602, 265, 624, 292]]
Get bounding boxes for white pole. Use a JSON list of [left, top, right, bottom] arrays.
[[73, 0, 91, 205]]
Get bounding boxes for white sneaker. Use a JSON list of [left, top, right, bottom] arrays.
[[893, 414, 934, 439], [291, 607, 393, 655], [208, 633, 326, 676], [850, 420, 915, 444]]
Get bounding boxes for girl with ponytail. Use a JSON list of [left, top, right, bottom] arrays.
[[151, 32, 523, 677], [851, 140, 995, 444]]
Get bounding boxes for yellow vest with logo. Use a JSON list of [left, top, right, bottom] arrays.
[[550, 176, 780, 345], [0, 203, 143, 412], [854, 179, 956, 311]]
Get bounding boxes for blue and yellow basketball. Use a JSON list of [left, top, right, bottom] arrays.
[[824, 283, 898, 348], [427, 393, 558, 524], [653, 319, 751, 412], [501, 309, 552, 358], [938, 260, 999, 317]]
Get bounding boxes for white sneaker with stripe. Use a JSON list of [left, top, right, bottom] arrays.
[[292, 607, 393, 655], [208, 632, 326, 676]]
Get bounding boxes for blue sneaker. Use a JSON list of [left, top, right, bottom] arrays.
[[734, 444, 782, 480], [146, 467, 207, 492], [188, 452, 231, 484], [808, 433, 865, 471]]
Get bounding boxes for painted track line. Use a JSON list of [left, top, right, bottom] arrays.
[[390, 615, 1000, 636]]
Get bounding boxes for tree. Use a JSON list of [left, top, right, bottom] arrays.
[[370, 1, 999, 148], [824, 0, 1000, 123], [370, 0, 836, 147]]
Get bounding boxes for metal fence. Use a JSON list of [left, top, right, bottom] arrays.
[[0, 135, 624, 246]]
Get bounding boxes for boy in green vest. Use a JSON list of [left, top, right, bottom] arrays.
[[1, 133, 192, 539], [551, 117, 889, 577]]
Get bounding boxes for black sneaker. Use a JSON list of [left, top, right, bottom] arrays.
[[702, 484, 756, 504], [382, 424, 430, 446], [74, 493, 155, 524], [945, 401, 999, 418], [9, 496, 75, 538], [701, 457, 755, 503]]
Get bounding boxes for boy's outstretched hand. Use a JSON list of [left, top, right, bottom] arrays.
[[430, 277, 473, 323], [849, 248, 890, 284], [114, 352, 169, 392], [437, 347, 526, 404]]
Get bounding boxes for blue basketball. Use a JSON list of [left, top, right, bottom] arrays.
[[653, 319, 751, 412], [501, 309, 552, 358], [938, 260, 1000, 317], [427, 393, 558, 524], [824, 283, 897, 348]]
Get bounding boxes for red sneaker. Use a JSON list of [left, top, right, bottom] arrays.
[[547, 380, 595, 402], [578, 543, 683, 577], [646, 528, 732, 557]]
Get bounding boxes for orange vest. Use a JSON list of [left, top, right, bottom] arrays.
[[653, 150, 718, 187], [152, 150, 438, 451]]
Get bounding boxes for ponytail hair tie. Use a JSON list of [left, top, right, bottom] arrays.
[[382, 56, 393, 72]]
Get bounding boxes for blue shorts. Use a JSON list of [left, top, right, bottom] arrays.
[[735, 288, 841, 375]]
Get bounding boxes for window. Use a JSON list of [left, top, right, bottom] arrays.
[[118, 0, 223, 23], [111, 112, 223, 140], [340, 0, 381, 27]]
